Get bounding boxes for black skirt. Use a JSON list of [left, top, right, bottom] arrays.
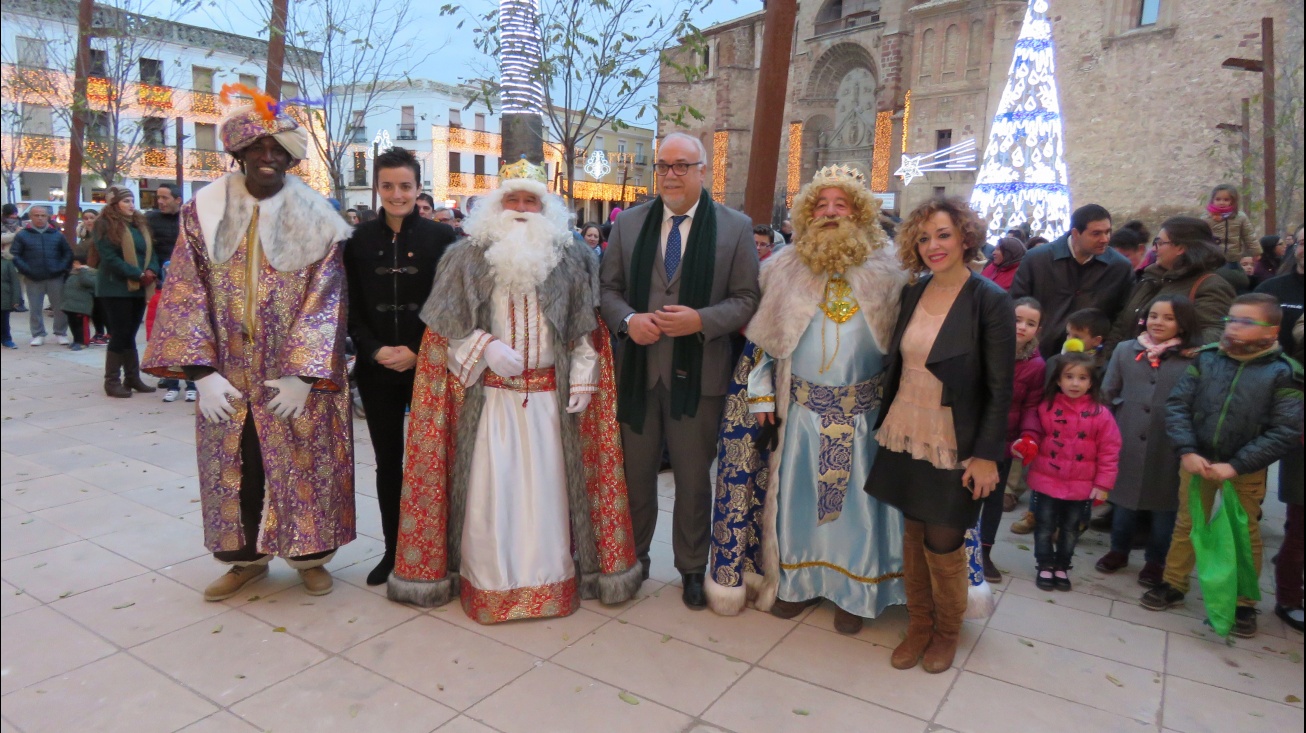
[[865, 447, 983, 530]]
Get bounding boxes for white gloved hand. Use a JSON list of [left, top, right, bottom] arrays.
[[195, 372, 242, 423], [263, 376, 312, 420], [566, 392, 592, 414], [484, 340, 525, 378]]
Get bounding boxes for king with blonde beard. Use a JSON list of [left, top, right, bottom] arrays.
[[705, 165, 910, 633], [386, 159, 643, 624]]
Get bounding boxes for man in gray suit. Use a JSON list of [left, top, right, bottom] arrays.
[[600, 132, 761, 608]]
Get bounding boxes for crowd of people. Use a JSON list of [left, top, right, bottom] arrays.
[[5, 97, 1301, 667]]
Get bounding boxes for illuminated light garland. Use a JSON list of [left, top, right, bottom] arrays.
[[901, 90, 911, 154], [969, 0, 1071, 246], [712, 130, 729, 203], [894, 138, 978, 186], [870, 111, 893, 192], [137, 84, 173, 110], [500, 0, 545, 115], [87, 77, 117, 106], [785, 122, 802, 207]]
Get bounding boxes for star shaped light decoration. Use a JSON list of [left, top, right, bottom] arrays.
[[894, 154, 924, 186]]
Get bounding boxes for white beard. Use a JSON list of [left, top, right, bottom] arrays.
[[481, 210, 565, 293]]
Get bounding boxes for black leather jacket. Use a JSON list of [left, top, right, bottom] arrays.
[[343, 211, 455, 382]]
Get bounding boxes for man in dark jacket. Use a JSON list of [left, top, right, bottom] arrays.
[[1010, 204, 1134, 357], [146, 183, 194, 402], [344, 147, 455, 586], [10, 205, 72, 345]]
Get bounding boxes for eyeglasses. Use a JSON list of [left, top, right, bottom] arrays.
[[653, 162, 703, 176], [1152, 238, 1174, 248], [1222, 316, 1274, 327]]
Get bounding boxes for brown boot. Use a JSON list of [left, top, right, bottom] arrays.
[[770, 597, 819, 619], [299, 566, 334, 596], [203, 563, 269, 601], [833, 608, 864, 634], [921, 543, 969, 674], [122, 349, 156, 393], [891, 519, 934, 670], [1010, 510, 1036, 535], [104, 351, 132, 398]]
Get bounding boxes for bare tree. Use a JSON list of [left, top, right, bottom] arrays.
[[0, 94, 35, 205], [272, 0, 435, 201], [453, 0, 711, 206]]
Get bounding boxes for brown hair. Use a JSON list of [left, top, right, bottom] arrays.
[[895, 196, 985, 279], [89, 187, 152, 267], [1232, 292, 1283, 327], [1043, 351, 1104, 409], [1159, 216, 1223, 272], [1209, 183, 1240, 213]]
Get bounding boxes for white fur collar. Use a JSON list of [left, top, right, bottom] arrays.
[[744, 245, 907, 359], [194, 173, 352, 271]]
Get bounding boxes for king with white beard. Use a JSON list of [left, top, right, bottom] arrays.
[[387, 159, 643, 624]]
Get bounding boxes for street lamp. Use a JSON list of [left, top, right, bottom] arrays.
[[1221, 17, 1276, 235]]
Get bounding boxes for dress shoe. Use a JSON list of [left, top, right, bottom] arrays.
[[770, 597, 818, 619], [833, 607, 864, 634], [681, 572, 706, 609], [366, 555, 394, 586]]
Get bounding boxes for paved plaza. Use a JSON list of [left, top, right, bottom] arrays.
[[1, 319, 1302, 733]]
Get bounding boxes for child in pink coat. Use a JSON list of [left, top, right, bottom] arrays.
[[1012, 350, 1122, 592]]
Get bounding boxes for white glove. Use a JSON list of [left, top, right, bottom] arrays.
[[263, 376, 312, 420], [566, 392, 592, 414], [484, 340, 525, 378], [195, 372, 242, 423]]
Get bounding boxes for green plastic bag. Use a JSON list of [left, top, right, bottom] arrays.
[[1188, 476, 1261, 637]]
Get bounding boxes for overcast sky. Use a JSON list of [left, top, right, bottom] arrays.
[[166, 0, 757, 88]]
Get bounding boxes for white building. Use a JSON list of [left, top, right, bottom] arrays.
[[0, 0, 323, 208]]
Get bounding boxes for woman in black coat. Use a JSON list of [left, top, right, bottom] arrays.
[[864, 197, 1015, 674]]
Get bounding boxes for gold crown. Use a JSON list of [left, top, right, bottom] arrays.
[[812, 163, 868, 187], [499, 157, 548, 183]]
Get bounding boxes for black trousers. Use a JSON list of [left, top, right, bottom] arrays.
[[212, 413, 334, 564], [91, 298, 107, 336], [355, 363, 415, 559], [100, 296, 146, 353]]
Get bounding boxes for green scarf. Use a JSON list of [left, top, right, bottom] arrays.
[[618, 188, 717, 432]]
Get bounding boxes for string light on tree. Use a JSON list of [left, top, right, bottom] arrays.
[[712, 130, 729, 203], [785, 122, 802, 207], [870, 111, 893, 192], [968, 0, 1071, 246], [500, 0, 545, 115]]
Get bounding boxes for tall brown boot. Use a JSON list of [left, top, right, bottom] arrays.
[[921, 542, 970, 674], [122, 349, 156, 393], [104, 351, 132, 398], [891, 519, 934, 670]]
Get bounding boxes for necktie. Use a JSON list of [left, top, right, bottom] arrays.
[[665, 214, 687, 282]]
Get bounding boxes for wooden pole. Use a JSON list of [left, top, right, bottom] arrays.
[[63, 0, 94, 246], [175, 115, 185, 194], [742, 0, 797, 225], [1240, 97, 1251, 202], [1259, 17, 1276, 235], [265, 0, 290, 102]]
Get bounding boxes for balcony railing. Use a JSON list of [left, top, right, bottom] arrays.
[[187, 148, 226, 174], [448, 172, 499, 192]]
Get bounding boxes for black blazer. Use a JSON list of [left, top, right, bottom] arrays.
[[875, 271, 1016, 463], [344, 211, 456, 382]]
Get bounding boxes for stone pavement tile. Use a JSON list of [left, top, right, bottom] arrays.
[[1, 579, 41, 617], [1165, 631, 1305, 705], [758, 622, 953, 721], [65, 457, 187, 493], [1162, 675, 1304, 733], [159, 555, 305, 604], [0, 455, 57, 484], [54, 419, 158, 447], [437, 602, 610, 659], [326, 533, 386, 571], [241, 580, 420, 654], [0, 499, 23, 518], [1003, 575, 1114, 615], [24, 442, 124, 472], [703, 667, 927, 733], [552, 618, 749, 716], [0, 513, 81, 561], [231, 657, 457, 733], [0, 426, 62, 455], [118, 478, 203, 518], [989, 593, 1166, 671], [935, 672, 1153, 733], [332, 556, 395, 597], [34, 493, 176, 538], [1, 473, 109, 512], [345, 614, 538, 711], [51, 572, 226, 648], [92, 516, 209, 570], [0, 539, 149, 602], [0, 652, 217, 733], [579, 578, 660, 618], [965, 629, 1162, 725], [0, 606, 117, 694], [354, 492, 384, 540], [21, 405, 124, 431], [176, 711, 262, 733], [1, 718, 20, 733], [467, 662, 693, 733], [133, 607, 328, 705], [1108, 600, 1235, 645], [435, 716, 500, 733], [802, 601, 983, 666], [621, 584, 797, 663], [644, 538, 682, 584]]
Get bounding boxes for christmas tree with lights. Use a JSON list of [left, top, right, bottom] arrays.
[[969, 0, 1071, 246]]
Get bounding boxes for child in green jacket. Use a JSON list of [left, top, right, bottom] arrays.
[[62, 255, 98, 351]]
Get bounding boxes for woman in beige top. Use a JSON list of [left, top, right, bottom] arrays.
[[863, 198, 1015, 674]]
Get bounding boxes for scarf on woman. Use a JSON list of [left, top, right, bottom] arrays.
[[1135, 331, 1183, 367], [117, 222, 153, 293], [617, 188, 717, 432]]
